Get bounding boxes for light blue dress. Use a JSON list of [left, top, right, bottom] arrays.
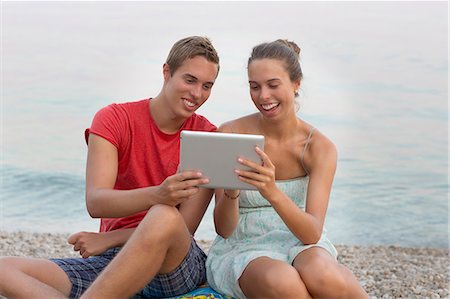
[[206, 129, 338, 299]]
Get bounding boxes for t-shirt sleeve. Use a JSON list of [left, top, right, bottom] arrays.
[[85, 104, 127, 148], [196, 114, 217, 132], [206, 120, 217, 132]]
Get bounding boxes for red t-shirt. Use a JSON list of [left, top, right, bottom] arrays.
[[85, 98, 216, 232]]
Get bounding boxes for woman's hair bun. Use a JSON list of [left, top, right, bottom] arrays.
[[276, 39, 301, 57]]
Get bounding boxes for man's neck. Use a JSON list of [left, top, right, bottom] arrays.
[[150, 95, 186, 134]]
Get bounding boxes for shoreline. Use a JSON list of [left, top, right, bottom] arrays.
[[1, 231, 449, 298]]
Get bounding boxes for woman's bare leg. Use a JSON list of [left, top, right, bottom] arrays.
[[294, 247, 369, 299], [239, 256, 312, 299]]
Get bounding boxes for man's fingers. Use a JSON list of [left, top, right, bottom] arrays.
[[175, 188, 200, 199], [169, 177, 209, 191], [176, 171, 204, 182], [181, 177, 209, 189], [67, 232, 80, 244]]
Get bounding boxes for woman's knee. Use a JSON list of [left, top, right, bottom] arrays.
[[265, 269, 309, 298], [241, 260, 310, 298], [297, 254, 349, 298]]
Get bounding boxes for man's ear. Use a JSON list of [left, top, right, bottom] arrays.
[[163, 63, 171, 82]]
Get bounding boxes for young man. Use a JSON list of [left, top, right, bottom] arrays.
[[0, 36, 220, 299]]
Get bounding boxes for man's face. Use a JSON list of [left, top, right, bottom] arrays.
[[163, 56, 219, 119]]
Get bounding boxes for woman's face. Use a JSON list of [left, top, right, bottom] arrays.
[[247, 58, 300, 120]]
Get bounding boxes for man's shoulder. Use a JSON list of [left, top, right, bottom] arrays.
[[107, 98, 149, 111], [186, 113, 217, 131], [95, 98, 149, 118]]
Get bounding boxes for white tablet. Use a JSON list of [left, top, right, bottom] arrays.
[[180, 130, 265, 190]]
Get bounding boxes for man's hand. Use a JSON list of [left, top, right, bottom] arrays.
[[68, 231, 112, 258], [155, 171, 209, 206]]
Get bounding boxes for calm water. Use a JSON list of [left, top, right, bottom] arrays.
[[1, 2, 448, 248]]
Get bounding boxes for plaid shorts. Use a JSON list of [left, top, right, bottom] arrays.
[[51, 238, 207, 299]]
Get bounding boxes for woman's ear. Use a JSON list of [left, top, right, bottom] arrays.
[[293, 79, 301, 95], [295, 79, 301, 90]]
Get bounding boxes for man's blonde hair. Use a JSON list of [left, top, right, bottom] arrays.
[[166, 36, 220, 75]]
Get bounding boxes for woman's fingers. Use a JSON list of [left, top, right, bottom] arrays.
[[238, 158, 266, 175], [236, 147, 277, 193], [238, 147, 275, 174], [237, 175, 259, 188], [235, 169, 267, 183], [255, 146, 274, 168]]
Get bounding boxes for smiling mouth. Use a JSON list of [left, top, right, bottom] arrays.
[[183, 99, 196, 108], [261, 103, 279, 111]]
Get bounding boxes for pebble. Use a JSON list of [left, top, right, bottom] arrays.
[[0, 231, 449, 298]]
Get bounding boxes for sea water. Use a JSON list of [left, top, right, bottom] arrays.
[[1, 2, 448, 248]]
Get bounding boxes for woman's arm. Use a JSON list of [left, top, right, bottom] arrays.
[[209, 122, 241, 238], [213, 188, 240, 238], [237, 136, 337, 244]]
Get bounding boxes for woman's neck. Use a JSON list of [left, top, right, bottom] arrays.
[[257, 112, 300, 141]]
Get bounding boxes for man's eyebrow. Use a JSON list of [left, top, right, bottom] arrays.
[[184, 73, 215, 85], [183, 73, 198, 80]]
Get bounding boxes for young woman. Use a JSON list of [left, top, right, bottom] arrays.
[[206, 40, 369, 299]]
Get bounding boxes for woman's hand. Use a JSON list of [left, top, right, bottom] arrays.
[[236, 146, 280, 201], [68, 231, 112, 258]]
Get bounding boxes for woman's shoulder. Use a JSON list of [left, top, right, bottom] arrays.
[[309, 126, 335, 147], [218, 113, 259, 133], [306, 127, 337, 165]]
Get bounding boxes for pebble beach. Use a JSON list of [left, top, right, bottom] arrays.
[[0, 231, 448, 299]]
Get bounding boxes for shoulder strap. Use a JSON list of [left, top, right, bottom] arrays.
[[300, 127, 315, 176]]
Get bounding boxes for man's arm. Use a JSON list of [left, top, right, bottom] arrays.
[[85, 134, 209, 218], [68, 228, 136, 258], [85, 134, 159, 217]]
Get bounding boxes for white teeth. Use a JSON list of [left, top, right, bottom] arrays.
[[261, 103, 279, 110], [184, 99, 195, 107]]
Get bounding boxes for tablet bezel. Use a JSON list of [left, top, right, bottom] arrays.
[[179, 130, 265, 190]]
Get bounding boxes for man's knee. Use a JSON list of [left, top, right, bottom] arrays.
[[139, 204, 187, 241]]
